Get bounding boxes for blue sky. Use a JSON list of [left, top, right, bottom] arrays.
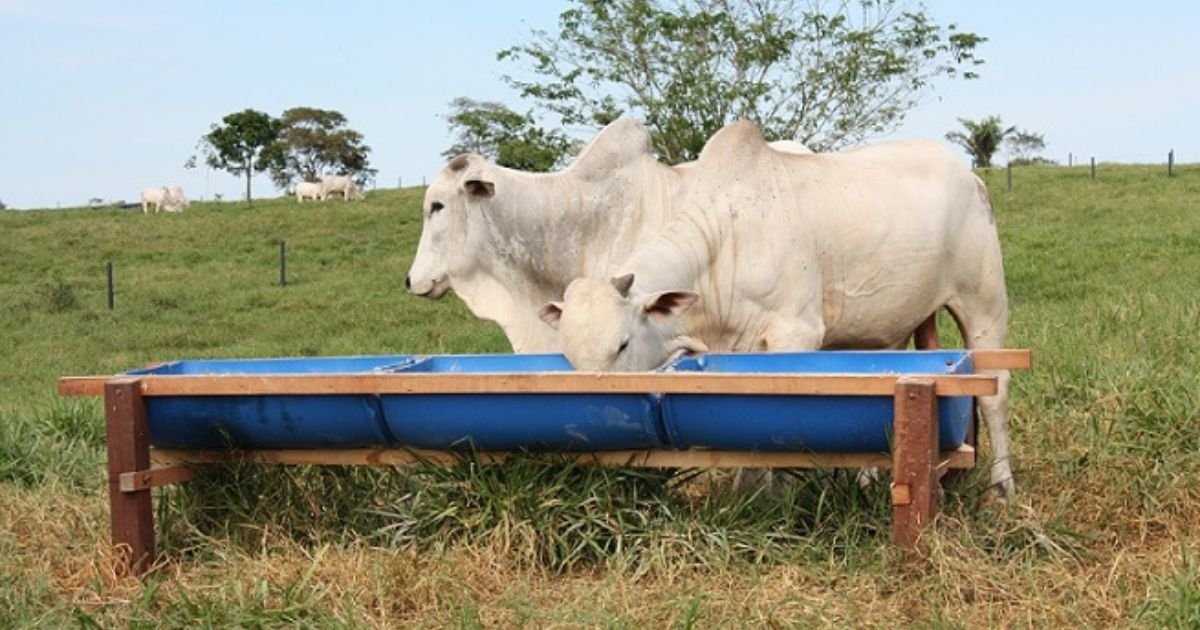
[[1, 1, 1196, 209]]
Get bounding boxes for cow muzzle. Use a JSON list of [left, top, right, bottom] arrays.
[[407, 275, 450, 299]]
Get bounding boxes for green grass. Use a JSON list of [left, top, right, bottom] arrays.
[[1, 165, 1199, 627]]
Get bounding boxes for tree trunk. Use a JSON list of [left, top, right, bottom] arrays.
[[244, 159, 253, 206]]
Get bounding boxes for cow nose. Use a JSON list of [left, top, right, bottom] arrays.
[[404, 275, 412, 290]]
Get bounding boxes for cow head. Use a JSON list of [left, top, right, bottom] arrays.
[[538, 274, 708, 371], [406, 154, 496, 299]]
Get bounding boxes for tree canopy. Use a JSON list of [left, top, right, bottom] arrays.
[[266, 107, 375, 189], [196, 109, 280, 204], [945, 115, 1013, 168], [443, 97, 575, 172], [499, 0, 986, 163]]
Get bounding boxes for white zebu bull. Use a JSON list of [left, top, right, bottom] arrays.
[[539, 121, 1016, 497], [295, 182, 322, 202], [319, 175, 364, 201], [405, 118, 812, 353], [140, 186, 188, 213]]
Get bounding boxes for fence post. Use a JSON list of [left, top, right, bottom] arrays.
[[1169, 150, 1175, 177], [1068, 152, 1073, 167], [279, 240, 287, 287], [106, 261, 115, 310], [1006, 163, 1013, 192], [1091, 157, 1096, 180]]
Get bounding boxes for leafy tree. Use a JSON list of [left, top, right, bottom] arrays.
[[443, 97, 575, 172], [945, 115, 1016, 168], [499, 0, 985, 163], [196, 109, 281, 204], [1005, 129, 1047, 165], [0, 199, 6, 210], [265, 107, 376, 190]]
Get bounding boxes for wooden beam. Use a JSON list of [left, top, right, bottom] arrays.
[[892, 377, 939, 555], [59, 376, 106, 397], [119, 465, 196, 492], [122, 372, 997, 397], [105, 378, 155, 577], [152, 445, 975, 470], [971, 349, 1032, 371]]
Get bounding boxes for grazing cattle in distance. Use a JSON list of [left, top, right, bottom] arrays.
[[164, 185, 189, 212], [319, 175, 364, 201], [539, 120, 1016, 497], [405, 117, 814, 353], [140, 186, 188, 213], [295, 182, 322, 202]]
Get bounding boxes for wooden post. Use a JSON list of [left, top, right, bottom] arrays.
[[892, 377, 938, 554], [106, 261, 114, 311], [1169, 150, 1175, 177], [914, 313, 940, 350], [1091, 157, 1096, 180], [279, 240, 287, 287], [1068, 152, 1073, 167], [105, 378, 155, 576], [1006, 163, 1012, 192]]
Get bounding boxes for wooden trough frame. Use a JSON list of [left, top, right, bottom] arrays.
[[60, 348, 1030, 576]]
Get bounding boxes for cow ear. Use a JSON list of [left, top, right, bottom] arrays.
[[641, 290, 699, 320], [463, 171, 495, 198], [538, 302, 564, 329], [610, 274, 635, 297]]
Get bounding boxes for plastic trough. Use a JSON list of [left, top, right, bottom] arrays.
[[118, 351, 973, 453]]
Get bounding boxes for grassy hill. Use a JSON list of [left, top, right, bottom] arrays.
[[2, 164, 1198, 626]]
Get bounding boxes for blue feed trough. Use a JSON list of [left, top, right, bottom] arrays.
[[662, 351, 973, 452], [123, 351, 974, 453]]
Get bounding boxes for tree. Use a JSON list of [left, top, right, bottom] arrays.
[[1005, 129, 1047, 166], [442, 97, 574, 172], [196, 109, 281, 204], [265, 107, 376, 190], [0, 199, 6, 211], [499, 0, 985, 164], [945, 115, 1016, 168]]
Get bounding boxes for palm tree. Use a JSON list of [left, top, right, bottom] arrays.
[[945, 116, 1017, 168]]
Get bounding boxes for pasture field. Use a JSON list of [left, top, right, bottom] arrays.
[[1, 164, 1198, 627]]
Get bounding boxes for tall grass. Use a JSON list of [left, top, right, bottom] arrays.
[[1, 165, 1198, 626]]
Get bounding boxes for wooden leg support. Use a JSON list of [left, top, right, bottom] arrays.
[[892, 377, 939, 555], [914, 313, 941, 350], [105, 378, 155, 577]]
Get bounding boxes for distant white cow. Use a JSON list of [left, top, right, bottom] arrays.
[[141, 186, 188, 213], [164, 185, 189, 212], [295, 182, 322, 202], [319, 175, 364, 201]]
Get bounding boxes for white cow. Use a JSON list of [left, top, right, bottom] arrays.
[[295, 181, 322, 202], [405, 118, 813, 353], [164, 185, 189, 212], [140, 186, 188, 213], [319, 175, 364, 201], [539, 121, 1016, 497]]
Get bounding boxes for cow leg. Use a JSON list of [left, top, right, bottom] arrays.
[[945, 297, 1013, 499]]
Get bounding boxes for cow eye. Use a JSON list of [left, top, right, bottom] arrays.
[[430, 201, 444, 214], [617, 338, 630, 354]]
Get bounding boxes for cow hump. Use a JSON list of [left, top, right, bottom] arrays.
[[568, 118, 654, 180]]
